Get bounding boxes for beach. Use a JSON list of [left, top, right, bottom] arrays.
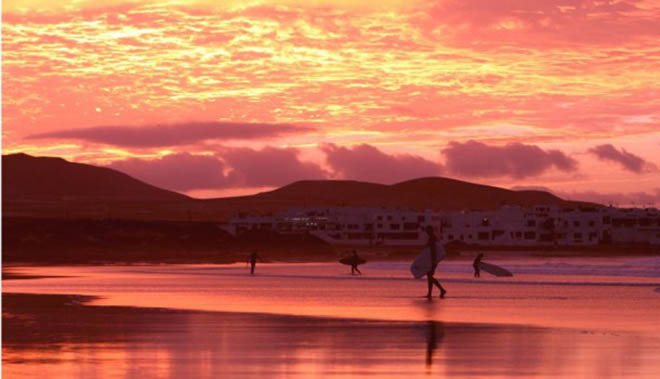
[[4, 258, 660, 377]]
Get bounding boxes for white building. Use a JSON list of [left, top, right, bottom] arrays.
[[221, 205, 660, 247]]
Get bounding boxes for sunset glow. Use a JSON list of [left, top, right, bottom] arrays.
[[3, 0, 660, 204]]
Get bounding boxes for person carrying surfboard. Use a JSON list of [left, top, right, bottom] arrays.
[[423, 226, 447, 298], [473, 253, 484, 277], [350, 250, 362, 275], [247, 250, 263, 275]]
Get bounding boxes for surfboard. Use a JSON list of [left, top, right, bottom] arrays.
[[479, 262, 513, 277], [339, 256, 366, 266], [410, 242, 446, 279]]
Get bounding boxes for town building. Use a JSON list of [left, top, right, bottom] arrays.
[[221, 205, 660, 247]]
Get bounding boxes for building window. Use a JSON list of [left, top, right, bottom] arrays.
[[527, 220, 536, 227], [573, 221, 580, 227], [524, 231, 536, 240], [390, 224, 400, 230], [403, 222, 419, 230], [574, 233, 583, 240]]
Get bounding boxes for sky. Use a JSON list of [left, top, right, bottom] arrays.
[[3, 0, 660, 205]]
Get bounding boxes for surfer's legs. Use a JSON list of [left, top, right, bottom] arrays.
[[250, 262, 256, 275], [434, 280, 447, 298], [426, 274, 434, 298], [354, 266, 362, 275]]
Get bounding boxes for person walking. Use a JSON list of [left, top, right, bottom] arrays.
[[473, 253, 484, 278], [423, 226, 447, 298], [350, 250, 362, 275], [247, 250, 263, 275]]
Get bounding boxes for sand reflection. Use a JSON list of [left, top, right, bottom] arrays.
[[4, 293, 660, 378]]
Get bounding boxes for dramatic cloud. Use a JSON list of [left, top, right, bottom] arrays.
[[443, 141, 578, 179], [589, 144, 655, 173], [3, 1, 660, 199], [321, 143, 443, 183], [428, 0, 660, 47], [222, 146, 328, 187], [108, 147, 328, 191], [108, 153, 227, 191], [27, 122, 311, 147]]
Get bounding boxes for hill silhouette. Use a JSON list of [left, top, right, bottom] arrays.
[[205, 177, 592, 215], [3, 153, 188, 201], [3, 153, 596, 221]]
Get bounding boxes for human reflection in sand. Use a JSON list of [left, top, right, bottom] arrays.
[[425, 321, 444, 371]]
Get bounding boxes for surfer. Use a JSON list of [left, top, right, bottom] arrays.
[[247, 250, 263, 275], [423, 226, 447, 298], [473, 253, 484, 278], [350, 250, 362, 275]]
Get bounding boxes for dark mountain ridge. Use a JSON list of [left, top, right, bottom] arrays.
[[3, 153, 188, 201], [2, 153, 598, 221]]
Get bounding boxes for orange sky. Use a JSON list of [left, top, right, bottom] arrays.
[[3, 0, 660, 205]]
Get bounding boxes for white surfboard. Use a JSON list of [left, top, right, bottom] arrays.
[[410, 242, 446, 279], [479, 262, 513, 277]]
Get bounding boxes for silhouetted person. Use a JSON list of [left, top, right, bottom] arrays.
[[350, 250, 362, 275], [473, 253, 484, 278], [247, 251, 263, 275], [423, 226, 447, 298]]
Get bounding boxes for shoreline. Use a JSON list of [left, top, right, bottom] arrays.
[[3, 247, 659, 267]]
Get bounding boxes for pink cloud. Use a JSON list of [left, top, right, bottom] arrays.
[[27, 122, 312, 147], [442, 140, 578, 178], [426, 0, 660, 47], [589, 144, 656, 173], [222, 146, 328, 187], [231, 50, 273, 61], [108, 153, 227, 191], [107, 147, 328, 191], [321, 143, 443, 183]]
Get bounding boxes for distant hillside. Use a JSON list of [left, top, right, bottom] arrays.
[[3, 153, 188, 201], [366, 177, 573, 210], [204, 178, 595, 216], [2, 153, 597, 221]]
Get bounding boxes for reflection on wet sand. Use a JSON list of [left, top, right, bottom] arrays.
[[4, 293, 660, 378]]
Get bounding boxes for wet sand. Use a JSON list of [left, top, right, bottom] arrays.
[[4, 293, 659, 378], [3, 260, 660, 377]]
